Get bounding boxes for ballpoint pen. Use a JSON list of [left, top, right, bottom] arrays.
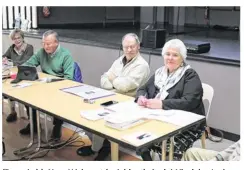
[[137, 133, 151, 140]]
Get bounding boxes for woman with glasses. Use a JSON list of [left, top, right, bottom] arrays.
[[2, 28, 34, 122]]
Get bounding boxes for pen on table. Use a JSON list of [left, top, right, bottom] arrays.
[[137, 133, 151, 140]]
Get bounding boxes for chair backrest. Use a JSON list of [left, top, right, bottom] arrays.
[[202, 83, 214, 120], [73, 62, 83, 83]]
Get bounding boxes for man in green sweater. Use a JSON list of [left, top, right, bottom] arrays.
[[23, 30, 74, 79], [20, 30, 74, 139]]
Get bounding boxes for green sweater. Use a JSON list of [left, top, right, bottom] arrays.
[[23, 46, 74, 80]]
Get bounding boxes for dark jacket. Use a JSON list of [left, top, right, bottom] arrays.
[[2, 43, 34, 66], [136, 68, 205, 116]]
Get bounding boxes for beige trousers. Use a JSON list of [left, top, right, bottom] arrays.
[[182, 148, 218, 161]]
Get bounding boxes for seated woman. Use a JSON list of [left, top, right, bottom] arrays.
[[2, 28, 34, 123], [135, 39, 206, 161]]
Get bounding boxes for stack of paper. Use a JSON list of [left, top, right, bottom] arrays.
[[91, 100, 205, 130], [104, 100, 166, 130], [104, 114, 145, 130], [106, 100, 153, 117]]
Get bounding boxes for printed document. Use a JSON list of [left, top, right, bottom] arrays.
[[80, 108, 115, 121], [122, 131, 158, 146], [61, 84, 115, 100]]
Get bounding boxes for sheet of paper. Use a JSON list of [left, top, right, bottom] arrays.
[[107, 101, 205, 127], [61, 84, 115, 100], [122, 131, 158, 146], [2, 64, 13, 70], [80, 108, 115, 121], [12, 82, 32, 88], [62, 85, 85, 94], [106, 100, 172, 118], [146, 110, 205, 127]]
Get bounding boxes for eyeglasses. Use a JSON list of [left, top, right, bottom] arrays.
[[42, 42, 53, 47], [165, 52, 180, 57], [12, 37, 22, 41], [42, 40, 57, 47], [122, 44, 138, 50]]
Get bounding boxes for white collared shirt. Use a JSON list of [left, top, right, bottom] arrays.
[[48, 44, 60, 58]]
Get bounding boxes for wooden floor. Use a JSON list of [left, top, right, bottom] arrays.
[[2, 103, 140, 161]]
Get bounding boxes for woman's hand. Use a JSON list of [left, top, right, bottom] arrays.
[[145, 99, 163, 109], [137, 96, 148, 107], [2, 57, 8, 65]]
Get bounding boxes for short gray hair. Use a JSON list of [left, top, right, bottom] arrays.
[[42, 30, 59, 42], [122, 33, 140, 44], [162, 39, 187, 61], [9, 28, 24, 40]]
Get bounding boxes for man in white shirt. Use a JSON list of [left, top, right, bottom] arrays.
[[76, 33, 150, 160], [100, 33, 150, 97]]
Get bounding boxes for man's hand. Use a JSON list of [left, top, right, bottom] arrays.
[[145, 99, 163, 109], [137, 96, 148, 107], [108, 73, 117, 82]]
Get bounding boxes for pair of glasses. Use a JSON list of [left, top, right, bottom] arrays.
[[122, 45, 138, 50], [12, 37, 22, 41]]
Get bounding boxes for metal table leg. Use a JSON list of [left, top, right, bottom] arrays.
[[13, 107, 35, 155], [31, 110, 41, 153], [14, 109, 42, 156], [24, 110, 42, 156]]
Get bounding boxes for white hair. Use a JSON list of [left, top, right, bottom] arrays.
[[43, 30, 59, 42], [161, 39, 187, 61], [122, 33, 140, 44]]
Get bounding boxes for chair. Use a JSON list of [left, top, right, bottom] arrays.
[[73, 62, 83, 83], [2, 137, 5, 156], [151, 83, 214, 160], [201, 83, 214, 149]]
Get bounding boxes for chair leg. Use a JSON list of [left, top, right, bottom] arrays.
[[2, 138, 6, 156], [161, 140, 167, 161], [201, 131, 206, 149], [169, 137, 174, 161], [151, 150, 155, 160]]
